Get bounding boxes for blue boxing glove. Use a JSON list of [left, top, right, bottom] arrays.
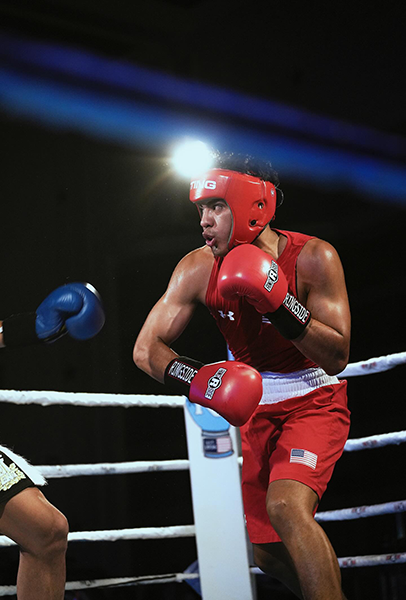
[[2, 282, 105, 347], [36, 283, 105, 341]]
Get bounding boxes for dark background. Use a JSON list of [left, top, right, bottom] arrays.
[[0, 1, 405, 598]]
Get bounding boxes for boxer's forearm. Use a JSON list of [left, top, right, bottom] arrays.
[[133, 335, 178, 384], [291, 317, 349, 376]]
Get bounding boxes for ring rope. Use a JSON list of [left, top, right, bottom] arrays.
[[253, 553, 406, 573], [35, 428, 406, 481], [0, 525, 196, 547], [315, 499, 406, 522], [0, 497, 404, 549], [0, 351, 404, 409], [337, 350, 406, 378], [337, 553, 406, 568], [0, 572, 201, 597], [67, 572, 200, 589], [38, 459, 190, 478], [0, 390, 185, 408], [343, 429, 406, 451], [0, 555, 405, 597]]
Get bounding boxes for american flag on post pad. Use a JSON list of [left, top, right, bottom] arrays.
[[290, 448, 318, 470]]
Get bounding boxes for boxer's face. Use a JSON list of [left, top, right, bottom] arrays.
[[197, 199, 232, 257]]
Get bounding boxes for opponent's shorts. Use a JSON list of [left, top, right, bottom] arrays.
[[0, 445, 46, 505], [240, 379, 350, 544]]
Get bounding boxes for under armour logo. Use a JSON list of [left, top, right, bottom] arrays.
[[218, 310, 235, 321]]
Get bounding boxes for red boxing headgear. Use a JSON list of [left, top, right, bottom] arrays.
[[189, 169, 277, 249]]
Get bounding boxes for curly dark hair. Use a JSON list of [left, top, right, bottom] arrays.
[[209, 150, 284, 209], [211, 151, 280, 187]]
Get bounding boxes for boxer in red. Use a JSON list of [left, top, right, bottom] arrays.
[[134, 151, 351, 600]]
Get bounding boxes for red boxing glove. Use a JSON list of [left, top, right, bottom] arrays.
[[190, 361, 263, 427], [218, 244, 288, 313], [219, 244, 311, 340], [164, 357, 263, 427]]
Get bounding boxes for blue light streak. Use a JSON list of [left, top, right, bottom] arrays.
[[0, 31, 405, 204], [0, 31, 404, 161]]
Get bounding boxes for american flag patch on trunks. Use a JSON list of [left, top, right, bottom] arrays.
[[290, 448, 318, 470]]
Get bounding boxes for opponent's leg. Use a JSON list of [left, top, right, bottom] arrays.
[[253, 541, 303, 598], [0, 487, 68, 600], [266, 479, 347, 600]]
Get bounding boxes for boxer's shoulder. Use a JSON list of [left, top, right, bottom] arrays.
[[169, 246, 214, 305], [297, 237, 343, 287], [184, 245, 214, 268], [175, 245, 214, 274]]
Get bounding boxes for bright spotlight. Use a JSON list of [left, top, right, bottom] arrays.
[[172, 140, 214, 178]]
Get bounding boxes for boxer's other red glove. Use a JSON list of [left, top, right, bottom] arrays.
[[218, 244, 311, 340], [164, 356, 262, 427]]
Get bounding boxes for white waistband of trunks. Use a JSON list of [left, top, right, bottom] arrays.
[[259, 367, 340, 405]]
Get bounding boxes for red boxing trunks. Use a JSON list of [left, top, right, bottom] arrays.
[[240, 381, 350, 544]]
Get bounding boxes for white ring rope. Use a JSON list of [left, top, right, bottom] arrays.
[[0, 498, 404, 549], [38, 459, 190, 478], [0, 525, 196, 547], [0, 501, 402, 548], [66, 571, 200, 590], [0, 350, 404, 409], [337, 350, 406, 378], [0, 555, 405, 597], [315, 500, 406, 522], [343, 429, 406, 451], [338, 553, 406, 567], [0, 572, 201, 597], [0, 390, 185, 408], [253, 553, 406, 573], [0, 500, 403, 547], [35, 428, 406, 481]]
